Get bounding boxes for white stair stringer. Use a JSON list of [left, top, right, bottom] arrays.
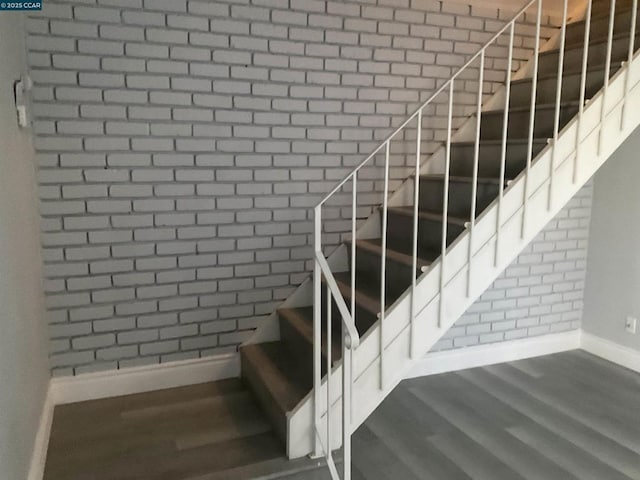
[[285, 51, 640, 460]]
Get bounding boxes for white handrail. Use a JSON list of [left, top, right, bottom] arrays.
[[317, 0, 539, 207], [314, 251, 360, 350]]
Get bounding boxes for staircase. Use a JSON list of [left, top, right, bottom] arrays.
[[240, 0, 640, 475]]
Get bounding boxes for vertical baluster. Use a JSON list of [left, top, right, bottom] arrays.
[[326, 284, 332, 458], [411, 110, 422, 356], [439, 81, 454, 328], [522, 0, 542, 239], [313, 206, 322, 458], [623, 0, 638, 129], [599, 0, 617, 154], [467, 51, 484, 298], [379, 141, 390, 389], [576, 0, 593, 182], [342, 339, 352, 480], [495, 23, 515, 268], [549, 0, 568, 211], [350, 173, 356, 353], [346, 173, 356, 479]]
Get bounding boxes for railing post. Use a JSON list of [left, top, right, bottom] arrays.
[[575, 0, 593, 183], [599, 0, 617, 155], [411, 109, 422, 357], [549, 0, 568, 211], [379, 141, 390, 389], [326, 284, 332, 460], [350, 173, 357, 354], [342, 338, 352, 480], [623, 0, 638, 129], [439, 81, 454, 328], [313, 206, 322, 459], [522, 0, 542, 240], [467, 50, 484, 298], [495, 22, 515, 268]]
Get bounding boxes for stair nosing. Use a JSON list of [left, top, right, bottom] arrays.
[[278, 307, 341, 360], [346, 237, 435, 270], [419, 173, 506, 185], [483, 101, 580, 116], [331, 271, 382, 317], [540, 30, 640, 58], [510, 64, 621, 86], [388, 206, 469, 226], [568, 5, 638, 29], [452, 138, 549, 147]]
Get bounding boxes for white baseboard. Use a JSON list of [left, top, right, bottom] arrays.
[[406, 330, 582, 378], [27, 385, 54, 480], [581, 332, 640, 374], [51, 352, 240, 405]]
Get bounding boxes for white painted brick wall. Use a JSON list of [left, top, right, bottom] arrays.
[[435, 182, 593, 351], [27, 0, 563, 376]]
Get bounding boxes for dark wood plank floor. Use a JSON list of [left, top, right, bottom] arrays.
[[43, 378, 325, 480], [44, 350, 640, 480]]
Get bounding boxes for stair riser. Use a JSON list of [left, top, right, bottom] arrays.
[[480, 106, 578, 141], [351, 246, 414, 299], [509, 68, 615, 107], [386, 213, 465, 253], [565, 9, 639, 47], [449, 142, 544, 178], [279, 315, 338, 379], [240, 354, 287, 445], [419, 179, 500, 219], [590, 0, 635, 19], [538, 34, 639, 73], [279, 317, 314, 379], [320, 285, 378, 334]]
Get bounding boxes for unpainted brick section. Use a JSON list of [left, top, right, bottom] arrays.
[[30, 0, 562, 375]]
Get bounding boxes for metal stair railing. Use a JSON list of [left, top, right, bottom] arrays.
[[311, 0, 636, 478]]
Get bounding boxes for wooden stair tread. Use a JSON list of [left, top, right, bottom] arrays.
[[346, 238, 436, 272], [452, 138, 549, 147], [240, 342, 308, 414], [510, 64, 620, 86], [332, 271, 382, 316], [388, 206, 468, 227], [420, 173, 506, 186], [278, 307, 342, 360], [540, 29, 640, 59], [483, 101, 580, 116], [568, 5, 638, 31]]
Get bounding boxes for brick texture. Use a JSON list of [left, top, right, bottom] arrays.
[[435, 182, 593, 351], [27, 0, 563, 375]]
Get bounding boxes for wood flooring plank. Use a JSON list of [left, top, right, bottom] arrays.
[[507, 422, 634, 480], [569, 350, 640, 386], [367, 383, 456, 438], [410, 384, 582, 480], [540, 353, 640, 410], [486, 363, 640, 455], [47, 400, 271, 469], [351, 425, 422, 480], [425, 372, 531, 428], [44, 352, 640, 480], [458, 367, 640, 480], [365, 402, 472, 480], [427, 429, 527, 480], [52, 380, 244, 424]]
